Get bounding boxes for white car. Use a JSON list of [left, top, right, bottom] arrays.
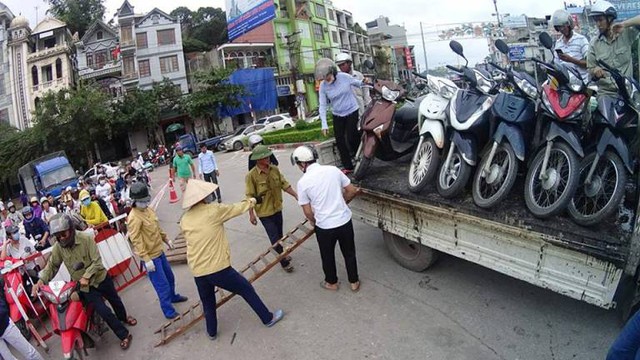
[[222, 124, 268, 151], [256, 113, 295, 130], [83, 162, 119, 182]]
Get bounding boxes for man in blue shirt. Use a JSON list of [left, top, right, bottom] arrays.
[[198, 144, 222, 203]]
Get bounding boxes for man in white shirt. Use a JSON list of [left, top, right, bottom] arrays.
[[552, 9, 589, 82], [1, 225, 38, 274], [336, 53, 372, 117], [197, 144, 222, 203], [291, 145, 361, 292]]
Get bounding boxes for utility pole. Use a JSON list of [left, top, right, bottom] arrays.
[[492, 0, 501, 28], [34, 6, 39, 24], [420, 22, 429, 74]]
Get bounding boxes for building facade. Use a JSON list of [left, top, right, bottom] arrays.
[[366, 16, 415, 81], [0, 3, 14, 128], [75, 21, 123, 98]]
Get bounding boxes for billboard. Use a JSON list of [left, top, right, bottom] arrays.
[[610, 0, 640, 21], [226, 0, 276, 41], [508, 46, 527, 61]]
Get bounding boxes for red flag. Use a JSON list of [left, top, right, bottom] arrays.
[[112, 45, 121, 62]]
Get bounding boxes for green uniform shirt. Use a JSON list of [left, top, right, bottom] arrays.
[[245, 164, 290, 218], [173, 154, 194, 178], [588, 26, 640, 96], [39, 231, 108, 292]]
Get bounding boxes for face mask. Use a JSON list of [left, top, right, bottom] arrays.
[[136, 201, 149, 209], [11, 232, 19, 241], [100, 180, 106, 185], [9, 209, 14, 213], [82, 198, 91, 206], [203, 194, 215, 204]]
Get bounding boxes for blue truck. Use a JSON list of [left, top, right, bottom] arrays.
[[18, 151, 78, 198], [176, 133, 231, 155]]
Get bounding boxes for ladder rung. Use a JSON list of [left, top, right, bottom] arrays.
[[259, 255, 270, 266]]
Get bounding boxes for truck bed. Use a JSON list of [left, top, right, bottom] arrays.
[[354, 156, 634, 266]]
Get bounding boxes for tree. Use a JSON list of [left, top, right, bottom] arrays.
[[45, 0, 106, 38], [170, 6, 228, 53], [180, 68, 246, 135], [183, 38, 211, 53], [170, 6, 194, 35]]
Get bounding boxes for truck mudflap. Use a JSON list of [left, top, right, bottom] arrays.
[[351, 189, 623, 309]]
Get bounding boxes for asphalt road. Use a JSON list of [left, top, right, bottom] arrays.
[[32, 148, 621, 360]]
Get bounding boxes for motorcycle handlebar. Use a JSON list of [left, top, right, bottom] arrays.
[[412, 71, 427, 79], [446, 65, 463, 73], [488, 62, 507, 74]]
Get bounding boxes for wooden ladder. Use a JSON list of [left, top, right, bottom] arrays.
[[154, 219, 315, 347]]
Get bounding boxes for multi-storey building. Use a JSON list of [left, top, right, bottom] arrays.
[[366, 16, 415, 81], [333, 7, 371, 71], [0, 3, 14, 128], [75, 21, 124, 98], [8, 16, 74, 130]]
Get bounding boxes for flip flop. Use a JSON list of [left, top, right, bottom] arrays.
[[350, 281, 361, 293], [120, 333, 132, 350], [320, 281, 338, 291], [124, 316, 137, 326]]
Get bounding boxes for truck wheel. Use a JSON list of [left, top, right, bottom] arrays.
[[383, 231, 438, 272]]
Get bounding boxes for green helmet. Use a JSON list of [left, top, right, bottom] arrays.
[[130, 182, 151, 202], [250, 145, 273, 161]]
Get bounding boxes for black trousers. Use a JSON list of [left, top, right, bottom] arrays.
[[315, 220, 359, 284], [259, 211, 291, 268], [333, 111, 360, 170], [80, 276, 129, 340], [203, 172, 222, 201]]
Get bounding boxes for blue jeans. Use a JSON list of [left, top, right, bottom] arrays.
[[194, 267, 273, 337], [608, 310, 640, 360], [147, 253, 182, 318], [259, 211, 291, 268]]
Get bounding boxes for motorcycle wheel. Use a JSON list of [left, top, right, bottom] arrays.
[[408, 136, 440, 193], [15, 319, 31, 340], [568, 151, 626, 226], [436, 145, 472, 198], [353, 142, 372, 180], [524, 142, 580, 218], [472, 142, 518, 209]]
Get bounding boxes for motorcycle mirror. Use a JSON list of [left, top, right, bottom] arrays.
[[416, 83, 426, 91], [363, 59, 375, 70], [449, 41, 467, 63], [538, 32, 554, 50], [73, 262, 85, 271], [494, 39, 510, 56]]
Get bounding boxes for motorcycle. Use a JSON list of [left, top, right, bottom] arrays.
[[436, 41, 498, 198], [567, 59, 639, 226], [1, 256, 49, 349], [524, 32, 590, 218], [471, 39, 539, 208], [353, 60, 422, 180], [39, 262, 109, 360], [407, 72, 458, 193]]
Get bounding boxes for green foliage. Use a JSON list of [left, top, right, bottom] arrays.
[[180, 67, 245, 121], [262, 126, 334, 145], [45, 0, 106, 38], [171, 6, 228, 52], [183, 37, 211, 53]]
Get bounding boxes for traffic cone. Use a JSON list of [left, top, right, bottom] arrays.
[[168, 179, 179, 203]]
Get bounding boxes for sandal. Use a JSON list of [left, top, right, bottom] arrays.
[[320, 281, 338, 291], [120, 333, 132, 350], [350, 281, 361, 293], [124, 316, 137, 326]]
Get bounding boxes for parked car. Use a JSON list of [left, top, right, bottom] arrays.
[[221, 124, 268, 151], [83, 162, 119, 183], [256, 113, 295, 130]]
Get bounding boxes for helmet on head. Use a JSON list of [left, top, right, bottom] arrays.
[[130, 182, 151, 202], [6, 201, 14, 209], [49, 214, 71, 234], [21, 206, 32, 215], [30, 196, 38, 204], [335, 53, 353, 65], [40, 196, 48, 204], [248, 134, 264, 148], [290, 145, 318, 165], [5, 225, 18, 235], [315, 58, 338, 81], [590, 0, 617, 20], [551, 9, 573, 27]]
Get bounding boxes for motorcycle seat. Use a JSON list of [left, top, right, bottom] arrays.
[[394, 103, 419, 127]]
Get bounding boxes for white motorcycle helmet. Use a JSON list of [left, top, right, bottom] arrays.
[[335, 53, 352, 65], [290, 145, 318, 165], [590, 0, 617, 20], [551, 9, 573, 28], [248, 134, 264, 149]]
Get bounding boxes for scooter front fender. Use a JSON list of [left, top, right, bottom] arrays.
[[419, 120, 446, 149], [596, 127, 634, 173], [546, 122, 584, 158], [493, 122, 526, 161], [451, 131, 477, 166], [60, 328, 81, 359], [8, 304, 21, 322], [362, 133, 378, 159]]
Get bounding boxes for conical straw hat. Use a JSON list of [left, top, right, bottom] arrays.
[[182, 179, 219, 209]]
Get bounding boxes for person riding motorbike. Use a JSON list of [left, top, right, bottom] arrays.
[[6, 202, 23, 228], [552, 9, 589, 82], [21, 207, 50, 251], [1, 225, 40, 295], [247, 135, 279, 171]]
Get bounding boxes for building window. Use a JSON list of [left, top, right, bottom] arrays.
[[313, 23, 324, 41], [332, 31, 338, 43], [95, 50, 107, 69], [34, 97, 40, 110], [55, 58, 62, 79], [138, 60, 150, 77], [42, 65, 53, 83], [0, 75, 5, 96], [315, 4, 326, 18], [321, 48, 331, 58], [96, 31, 103, 40], [0, 109, 8, 125], [123, 56, 135, 76], [328, 9, 335, 21], [31, 66, 38, 86], [157, 29, 176, 46], [121, 26, 132, 43], [136, 32, 148, 49], [159, 55, 179, 74], [43, 37, 56, 49], [86, 54, 93, 68]]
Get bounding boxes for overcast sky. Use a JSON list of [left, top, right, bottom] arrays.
[[6, 0, 579, 69]]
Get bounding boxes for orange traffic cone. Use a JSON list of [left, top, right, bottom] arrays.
[[168, 179, 179, 203]]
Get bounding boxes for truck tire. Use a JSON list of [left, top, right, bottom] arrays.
[[383, 231, 438, 272]]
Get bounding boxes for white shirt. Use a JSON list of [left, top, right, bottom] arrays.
[[41, 207, 58, 224], [554, 32, 589, 82], [96, 182, 112, 199], [348, 69, 372, 116], [297, 163, 352, 229], [198, 150, 218, 175], [5, 235, 37, 270]]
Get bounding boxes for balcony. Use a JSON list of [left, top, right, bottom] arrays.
[[32, 78, 66, 93], [79, 61, 122, 80], [121, 72, 139, 82], [27, 45, 70, 62], [120, 39, 135, 48]]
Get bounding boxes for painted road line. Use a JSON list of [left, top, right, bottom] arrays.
[[151, 182, 169, 211]]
